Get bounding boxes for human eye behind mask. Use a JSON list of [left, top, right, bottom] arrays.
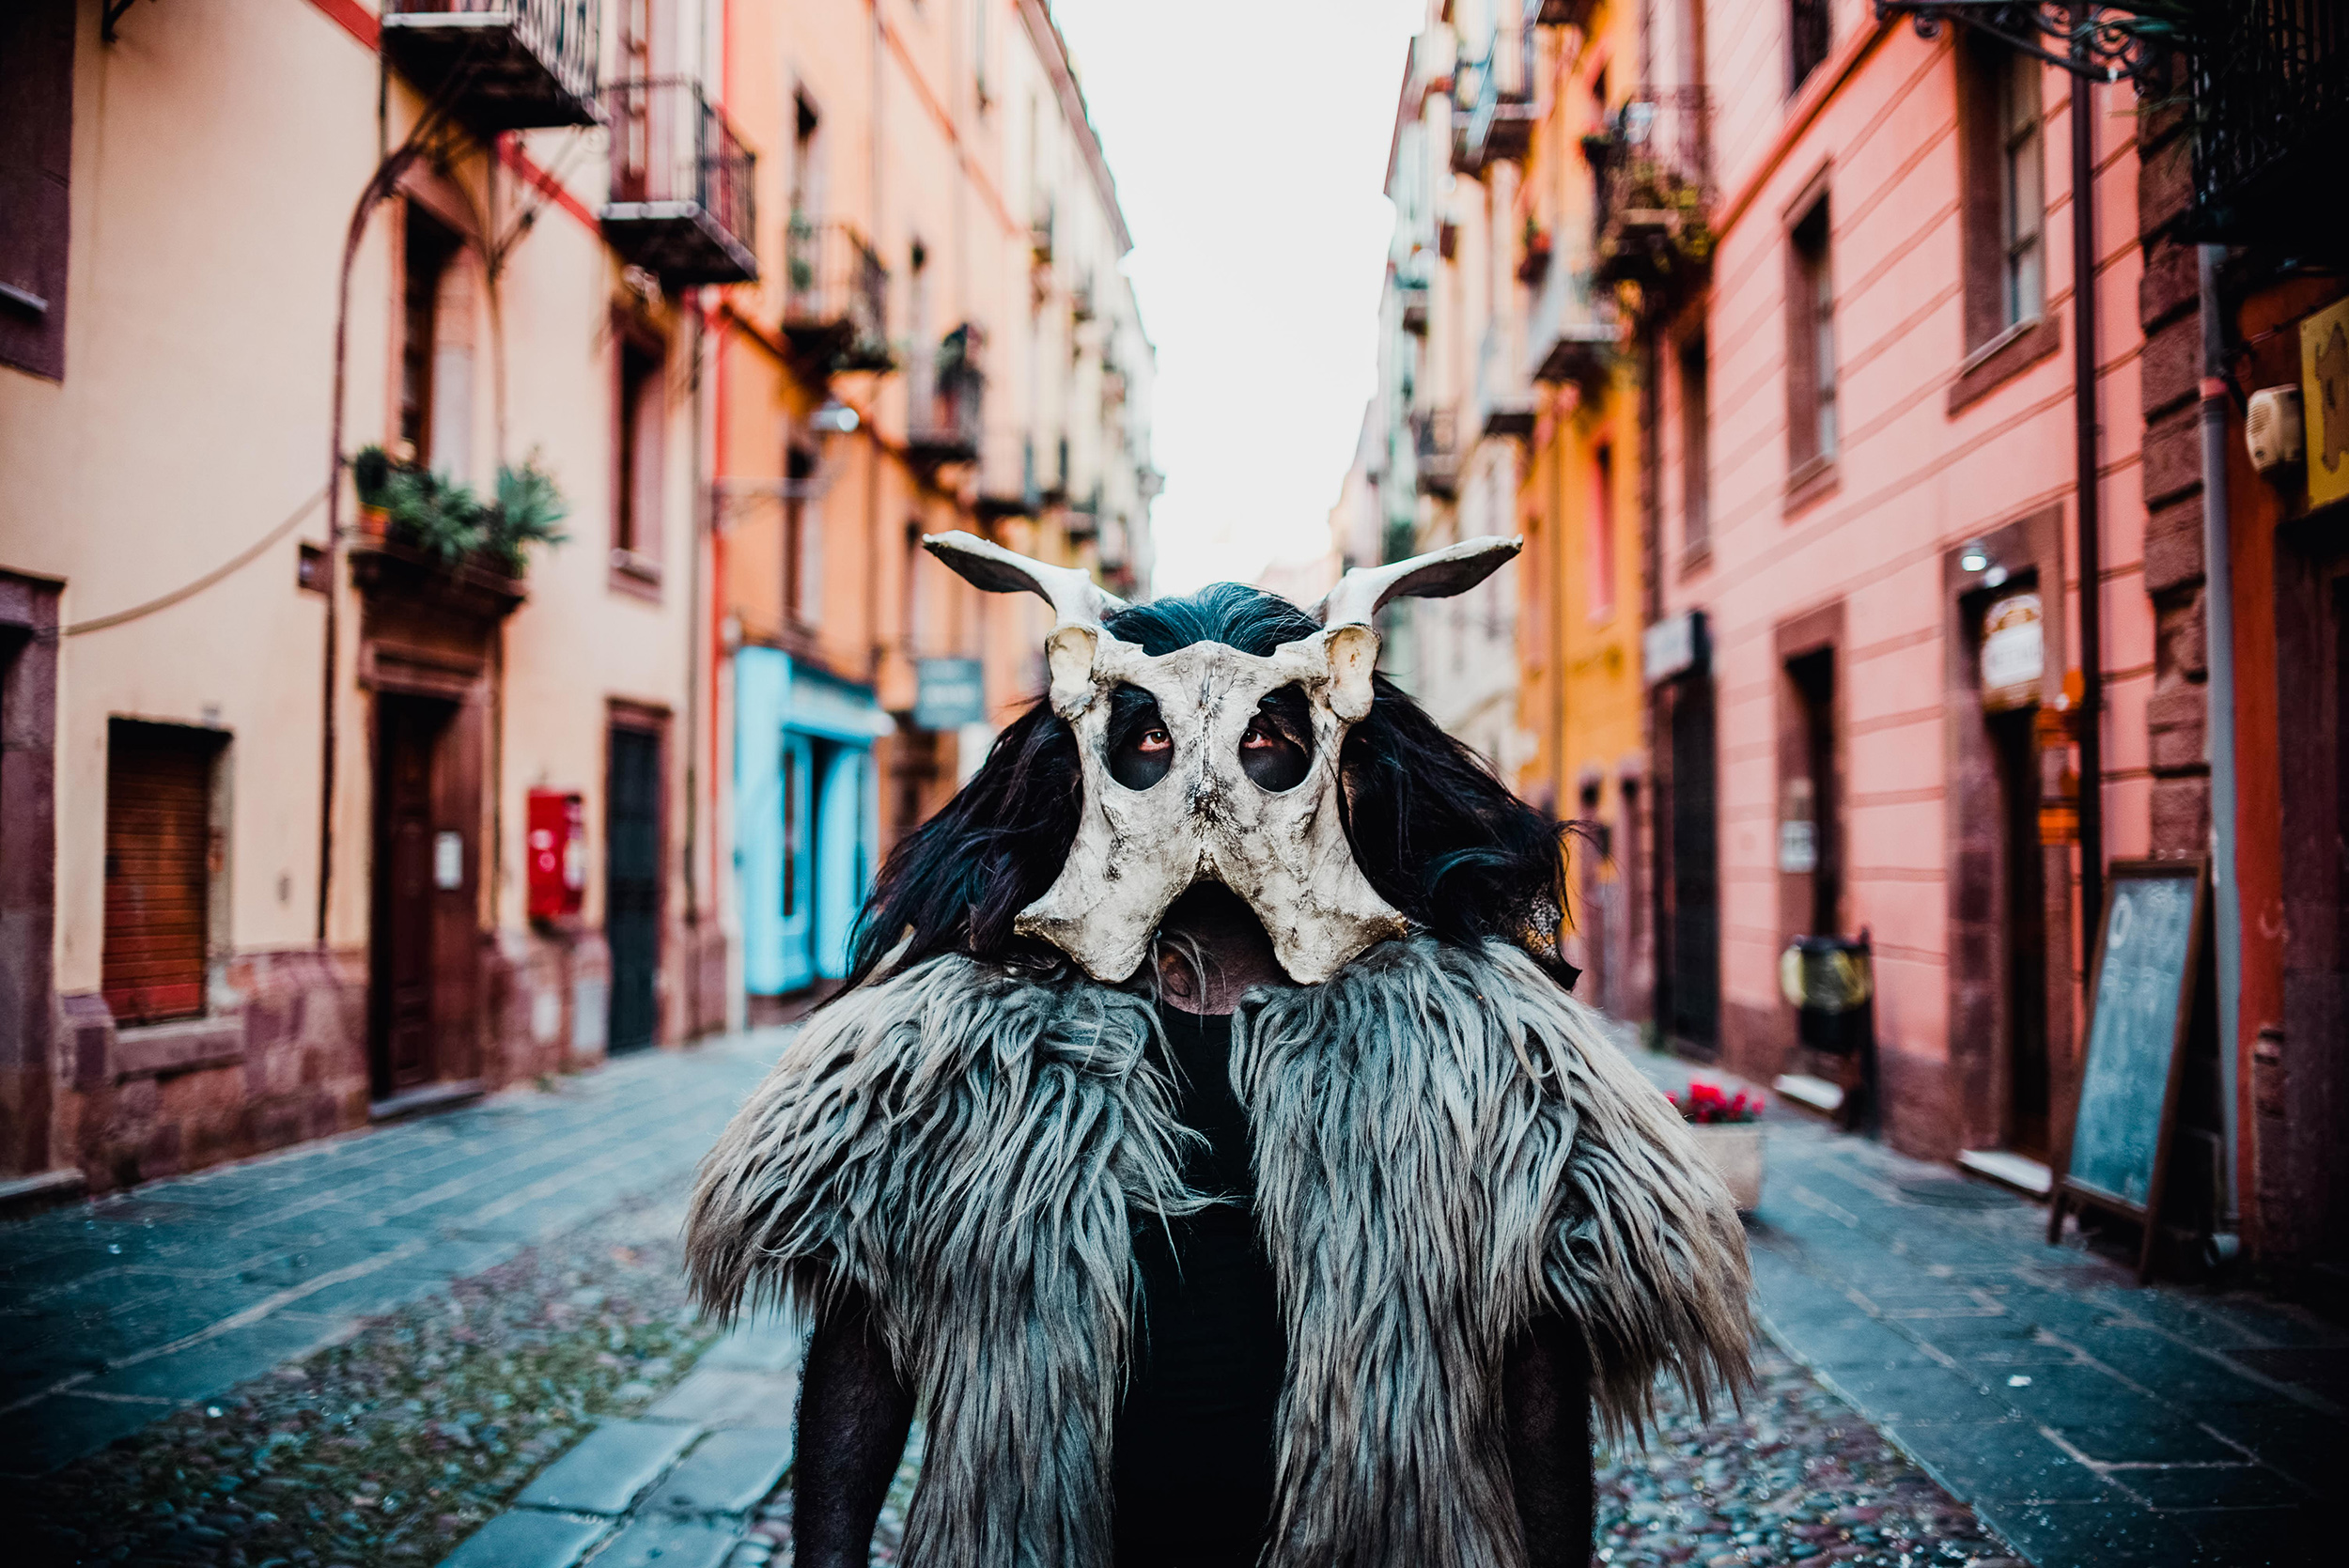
[[1238, 684, 1313, 793], [1107, 683, 1174, 790]]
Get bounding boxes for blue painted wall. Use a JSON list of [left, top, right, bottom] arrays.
[[735, 647, 885, 997]]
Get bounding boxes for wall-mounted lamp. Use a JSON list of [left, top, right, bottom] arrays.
[[1958, 539, 1992, 574], [810, 399, 860, 435]]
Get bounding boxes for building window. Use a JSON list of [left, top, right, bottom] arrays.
[[1997, 53, 2045, 328], [784, 445, 817, 625], [1787, 196, 1837, 472], [398, 205, 463, 467], [615, 330, 665, 564], [1679, 332, 1711, 558], [1589, 443, 1616, 621], [1962, 38, 2046, 348], [0, 0, 73, 381], [1788, 0, 1831, 95], [103, 722, 220, 1026]]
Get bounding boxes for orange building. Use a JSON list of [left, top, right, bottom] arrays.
[[711, 0, 1157, 1009]]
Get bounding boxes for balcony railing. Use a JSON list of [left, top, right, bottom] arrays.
[[1412, 407, 1460, 500], [2184, 0, 2345, 252], [1528, 257, 1618, 389], [783, 218, 892, 375], [1527, 0, 1596, 28], [1591, 90, 1713, 304], [1456, 31, 1536, 176], [908, 325, 986, 469], [381, 0, 599, 131], [600, 78, 757, 287], [974, 429, 1040, 521], [1475, 328, 1536, 442]]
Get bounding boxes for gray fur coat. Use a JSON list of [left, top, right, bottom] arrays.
[[687, 936, 1751, 1567]]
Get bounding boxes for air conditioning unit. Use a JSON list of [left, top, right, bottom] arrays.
[[2247, 385, 2304, 474]]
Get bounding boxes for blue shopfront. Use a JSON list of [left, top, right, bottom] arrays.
[[735, 648, 890, 998]]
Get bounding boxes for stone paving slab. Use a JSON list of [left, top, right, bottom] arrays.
[[516, 1419, 704, 1514], [642, 1427, 796, 1515], [589, 1514, 742, 1568], [1634, 1042, 2336, 1566], [0, 1031, 785, 1478], [436, 1507, 613, 1568], [646, 1363, 803, 1428]]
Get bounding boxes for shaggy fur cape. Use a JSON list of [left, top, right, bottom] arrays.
[[688, 937, 1751, 1568]]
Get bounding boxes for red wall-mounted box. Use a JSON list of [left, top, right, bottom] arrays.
[[527, 787, 586, 922]]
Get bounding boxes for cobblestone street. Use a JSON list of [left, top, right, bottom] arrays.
[[1, 1024, 2333, 1566]]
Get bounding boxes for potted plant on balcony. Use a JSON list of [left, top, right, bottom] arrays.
[[1517, 215, 1553, 285], [351, 448, 570, 580], [1671, 1079, 1766, 1213], [351, 445, 396, 542]]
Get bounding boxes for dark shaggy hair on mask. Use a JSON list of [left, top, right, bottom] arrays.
[[842, 582, 1576, 992]]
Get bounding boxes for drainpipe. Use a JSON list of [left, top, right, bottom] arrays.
[[2068, 11, 2106, 975], [2197, 242, 2242, 1237]]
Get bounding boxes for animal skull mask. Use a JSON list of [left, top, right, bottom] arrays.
[[925, 530, 1521, 986]]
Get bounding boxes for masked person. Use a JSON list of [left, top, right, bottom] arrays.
[[688, 536, 1752, 1568]]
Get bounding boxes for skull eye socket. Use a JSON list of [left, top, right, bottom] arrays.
[[1240, 685, 1314, 793], [1107, 684, 1174, 790]]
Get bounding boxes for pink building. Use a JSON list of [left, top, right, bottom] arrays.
[[1638, 2, 2153, 1176]]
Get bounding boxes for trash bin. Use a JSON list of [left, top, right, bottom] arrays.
[[1778, 933, 1876, 1130]]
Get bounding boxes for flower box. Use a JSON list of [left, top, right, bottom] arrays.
[[1688, 1123, 1765, 1214]]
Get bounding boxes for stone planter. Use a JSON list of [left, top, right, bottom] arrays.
[[1688, 1123, 1765, 1213]]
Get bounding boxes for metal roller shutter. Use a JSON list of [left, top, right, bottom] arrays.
[[102, 723, 212, 1025]]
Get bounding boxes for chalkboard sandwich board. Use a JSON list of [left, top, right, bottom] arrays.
[[2046, 859, 2207, 1282]]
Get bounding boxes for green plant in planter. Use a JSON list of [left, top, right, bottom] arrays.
[[482, 459, 571, 577], [348, 447, 569, 578]]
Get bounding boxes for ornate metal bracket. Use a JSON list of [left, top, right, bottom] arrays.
[[1872, 2, 2183, 87]]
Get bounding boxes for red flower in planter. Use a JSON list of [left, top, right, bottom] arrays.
[[1671, 1079, 1765, 1125]]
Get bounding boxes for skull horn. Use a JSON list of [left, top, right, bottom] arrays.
[[1311, 535, 1522, 628], [923, 531, 1129, 629]]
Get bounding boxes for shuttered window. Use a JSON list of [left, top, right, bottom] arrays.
[[0, 0, 74, 380], [102, 722, 215, 1025]]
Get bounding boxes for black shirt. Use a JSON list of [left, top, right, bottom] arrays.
[[1112, 1005, 1286, 1568]]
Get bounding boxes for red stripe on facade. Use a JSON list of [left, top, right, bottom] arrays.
[[304, 0, 380, 50]]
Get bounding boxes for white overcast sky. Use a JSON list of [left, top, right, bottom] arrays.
[[1049, 0, 1425, 597]]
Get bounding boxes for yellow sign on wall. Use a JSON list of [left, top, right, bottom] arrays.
[[2303, 295, 2349, 508]]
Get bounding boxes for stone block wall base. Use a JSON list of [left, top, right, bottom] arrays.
[[58, 947, 368, 1198], [485, 925, 613, 1088]]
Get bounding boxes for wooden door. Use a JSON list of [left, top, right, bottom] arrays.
[[776, 732, 815, 994], [102, 722, 212, 1025], [1993, 706, 2051, 1158], [372, 698, 443, 1094], [1663, 678, 1720, 1051], [606, 722, 662, 1051]]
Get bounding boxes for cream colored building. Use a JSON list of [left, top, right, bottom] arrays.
[[1352, 0, 1535, 778], [693, 0, 1159, 1009], [0, 0, 741, 1197]]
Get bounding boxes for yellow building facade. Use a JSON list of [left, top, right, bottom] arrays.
[[1515, 0, 1649, 1015]]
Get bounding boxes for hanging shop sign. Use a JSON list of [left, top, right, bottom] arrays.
[[1980, 592, 2044, 712], [1642, 609, 1708, 686], [2302, 294, 2349, 509], [914, 657, 988, 731]]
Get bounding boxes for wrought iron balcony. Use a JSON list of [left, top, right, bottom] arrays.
[[1475, 330, 1536, 442], [1413, 407, 1460, 500], [380, 0, 599, 131], [1398, 274, 1430, 336], [1527, 258, 1617, 389], [600, 78, 757, 287], [1527, 0, 1596, 28], [2183, 0, 2345, 252], [974, 430, 1041, 522], [1455, 38, 1536, 177], [1590, 92, 1713, 305], [908, 325, 986, 470], [783, 219, 892, 375]]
